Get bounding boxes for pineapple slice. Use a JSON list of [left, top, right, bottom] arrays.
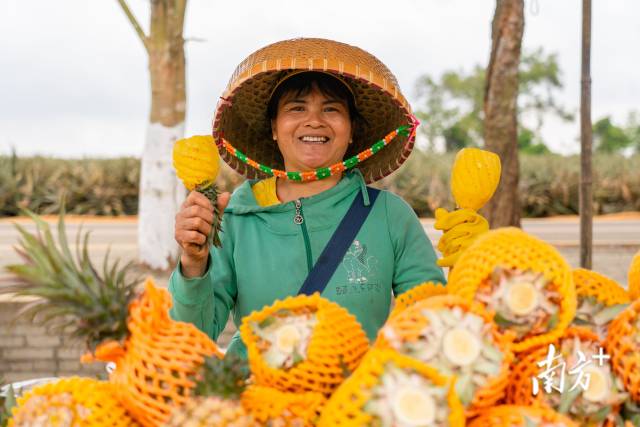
[[164, 397, 257, 427], [318, 349, 465, 427], [377, 295, 513, 413], [240, 294, 369, 395], [251, 310, 318, 370], [476, 267, 561, 341], [447, 227, 576, 354]]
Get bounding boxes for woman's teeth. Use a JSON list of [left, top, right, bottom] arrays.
[[300, 136, 329, 144]]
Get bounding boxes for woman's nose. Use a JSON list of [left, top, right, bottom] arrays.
[[304, 108, 325, 127]]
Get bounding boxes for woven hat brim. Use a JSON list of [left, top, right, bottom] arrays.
[[212, 38, 415, 184]]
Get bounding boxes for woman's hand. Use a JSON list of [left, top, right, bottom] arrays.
[[175, 190, 230, 278]]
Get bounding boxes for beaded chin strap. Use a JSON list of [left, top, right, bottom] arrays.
[[219, 115, 419, 182]]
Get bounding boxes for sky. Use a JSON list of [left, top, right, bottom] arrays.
[[1, 0, 639, 158]]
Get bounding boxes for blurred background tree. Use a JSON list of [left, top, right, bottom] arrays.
[[593, 113, 640, 154], [414, 48, 573, 154]]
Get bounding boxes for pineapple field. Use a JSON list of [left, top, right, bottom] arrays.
[[1, 153, 639, 218]]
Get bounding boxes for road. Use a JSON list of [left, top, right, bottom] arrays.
[[1, 216, 638, 287]]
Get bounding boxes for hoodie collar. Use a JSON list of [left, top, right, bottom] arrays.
[[225, 169, 370, 215]]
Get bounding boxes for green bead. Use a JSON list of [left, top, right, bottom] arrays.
[[371, 141, 385, 154], [237, 151, 248, 163], [287, 171, 302, 181], [316, 168, 331, 179], [260, 165, 273, 175], [343, 156, 359, 169], [397, 125, 410, 137]]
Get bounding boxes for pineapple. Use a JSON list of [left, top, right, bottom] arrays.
[[450, 147, 501, 211], [377, 295, 513, 413], [434, 148, 499, 268], [173, 135, 223, 248], [8, 377, 139, 427], [506, 327, 627, 426], [317, 348, 465, 427], [572, 268, 630, 339], [165, 355, 257, 427], [2, 209, 222, 427], [447, 227, 577, 353], [240, 293, 369, 395], [467, 405, 579, 427]]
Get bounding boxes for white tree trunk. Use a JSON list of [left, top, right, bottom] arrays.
[[138, 122, 186, 270]]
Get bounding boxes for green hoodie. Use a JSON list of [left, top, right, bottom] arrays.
[[169, 170, 446, 357]]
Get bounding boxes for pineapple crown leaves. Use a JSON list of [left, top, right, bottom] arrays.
[[0, 380, 16, 427], [1, 203, 140, 351], [194, 353, 250, 400]]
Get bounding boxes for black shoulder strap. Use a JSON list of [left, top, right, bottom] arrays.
[[297, 187, 380, 296]]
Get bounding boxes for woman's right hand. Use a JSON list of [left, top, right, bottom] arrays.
[[175, 190, 230, 278]]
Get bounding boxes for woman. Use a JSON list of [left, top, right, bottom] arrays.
[[170, 38, 478, 358]]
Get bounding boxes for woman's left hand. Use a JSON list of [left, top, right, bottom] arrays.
[[434, 207, 489, 267]]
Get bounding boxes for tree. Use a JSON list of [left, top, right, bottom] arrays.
[[414, 49, 572, 153], [116, 0, 188, 270], [593, 117, 632, 154], [483, 0, 525, 228]]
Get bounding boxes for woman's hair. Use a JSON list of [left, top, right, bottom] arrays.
[[267, 72, 365, 130]]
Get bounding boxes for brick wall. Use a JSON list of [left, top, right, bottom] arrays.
[[0, 298, 237, 384]]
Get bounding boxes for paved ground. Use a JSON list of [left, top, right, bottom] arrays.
[[1, 215, 638, 347], [1, 215, 638, 287]]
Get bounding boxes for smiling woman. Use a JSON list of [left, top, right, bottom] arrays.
[[169, 38, 485, 362]]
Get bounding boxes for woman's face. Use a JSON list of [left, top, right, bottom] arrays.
[[271, 85, 352, 172]]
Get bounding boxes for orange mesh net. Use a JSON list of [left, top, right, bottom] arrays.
[[84, 278, 222, 427], [9, 377, 139, 427], [376, 294, 514, 416], [629, 250, 640, 301], [605, 299, 640, 402], [389, 281, 447, 319], [573, 268, 630, 306], [447, 227, 576, 353], [240, 293, 369, 395], [466, 405, 578, 427], [241, 385, 326, 426], [316, 348, 465, 427]]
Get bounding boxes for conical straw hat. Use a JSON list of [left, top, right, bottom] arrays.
[[212, 38, 417, 183]]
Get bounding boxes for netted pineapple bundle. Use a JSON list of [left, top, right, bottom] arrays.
[[8, 377, 139, 427], [506, 327, 627, 426], [572, 268, 630, 339], [467, 405, 578, 427], [388, 281, 447, 319], [447, 227, 576, 353], [629, 250, 640, 301], [317, 348, 465, 427], [605, 299, 640, 403], [239, 293, 369, 395], [241, 385, 326, 427], [376, 294, 513, 414], [3, 210, 222, 427]]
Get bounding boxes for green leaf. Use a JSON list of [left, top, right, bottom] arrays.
[[557, 386, 581, 414]]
